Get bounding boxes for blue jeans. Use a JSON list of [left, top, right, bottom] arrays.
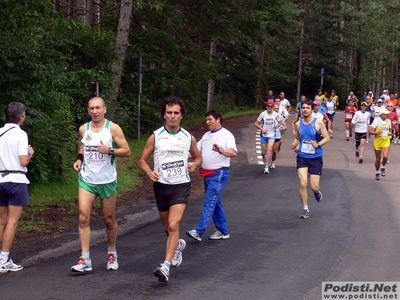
[[195, 167, 230, 236]]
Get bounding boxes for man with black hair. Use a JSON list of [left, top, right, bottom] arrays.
[[291, 99, 330, 219], [187, 110, 237, 242], [138, 96, 202, 283]]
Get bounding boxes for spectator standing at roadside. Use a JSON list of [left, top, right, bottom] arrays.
[[0, 102, 34, 273], [186, 110, 237, 242], [71, 97, 131, 273], [138, 96, 202, 283]]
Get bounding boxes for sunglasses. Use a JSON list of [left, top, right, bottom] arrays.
[[267, 106, 273, 108]]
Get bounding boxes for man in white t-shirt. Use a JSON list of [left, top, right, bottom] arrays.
[[0, 102, 34, 273], [187, 110, 237, 243], [255, 100, 282, 174], [311, 100, 325, 121], [279, 92, 291, 112], [351, 102, 371, 163], [274, 96, 290, 120]]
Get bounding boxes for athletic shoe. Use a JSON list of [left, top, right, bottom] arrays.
[[358, 157, 363, 164], [107, 252, 118, 270], [375, 173, 380, 180], [300, 209, 310, 219], [171, 239, 186, 267], [209, 230, 230, 240], [366, 139, 369, 144], [153, 264, 169, 282], [381, 167, 386, 177], [71, 256, 92, 272], [346, 136, 349, 141], [186, 229, 201, 242], [270, 162, 276, 169], [349, 131, 352, 137], [262, 154, 266, 164], [263, 166, 269, 174], [314, 190, 322, 202], [395, 138, 399, 144], [330, 134, 333, 138], [0, 257, 23, 273], [355, 149, 359, 158]]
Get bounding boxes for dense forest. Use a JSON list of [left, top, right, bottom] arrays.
[[1, 0, 400, 183]]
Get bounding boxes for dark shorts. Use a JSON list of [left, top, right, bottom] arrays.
[[0, 182, 30, 206], [296, 156, 323, 175], [327, 113, 335, 121], [355, 132, 367, 141], [153, 182, 191, 212]]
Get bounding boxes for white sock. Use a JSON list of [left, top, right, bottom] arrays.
[[108, 246, 116, 253], [163, 260, 171, 269], [82, 251, 90, 259], [0, 251, 9, 262], [303, 205, 309, 211], [346, 130, 349, 136]]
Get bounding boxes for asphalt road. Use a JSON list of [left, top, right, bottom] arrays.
[[2, 111, 400, 300]]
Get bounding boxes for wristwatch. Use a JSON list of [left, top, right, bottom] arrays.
[[108, 148, 115, 156]]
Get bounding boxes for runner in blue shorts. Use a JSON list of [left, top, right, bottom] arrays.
[[291, 99, 330, 219]]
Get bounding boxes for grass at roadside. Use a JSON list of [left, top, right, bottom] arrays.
[[19, 108, 259, 233], [19, 138, 147, 233]]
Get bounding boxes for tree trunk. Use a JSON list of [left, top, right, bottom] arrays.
[[256, 42, 266, 109], [296, 2, 306, 103], [171, 56, 180, 96], [206, 40, 217, 112], [67, 0, 77, 19], [53, 0, 61, 12], [85, 0, 96, 26], [109, 0, 134, 107]]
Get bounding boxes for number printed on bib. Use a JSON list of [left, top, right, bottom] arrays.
[[85, 145, 107, 165], [301, 139, 315, 154], [161, 160, 185, 183]]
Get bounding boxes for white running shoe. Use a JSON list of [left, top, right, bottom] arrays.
[[186, 229, 201, 242], [153, 264, 169, 282], [0, 257, 23, 273], [209, 230, 230, 240], [107, 252, 119, 270], [171, 239, 186, 267], [270, 162, 275, 169], [71, 256, 92, 272], [264, 166, 269, 174]]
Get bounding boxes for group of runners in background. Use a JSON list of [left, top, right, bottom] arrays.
[[255, 88, 397, 219]]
